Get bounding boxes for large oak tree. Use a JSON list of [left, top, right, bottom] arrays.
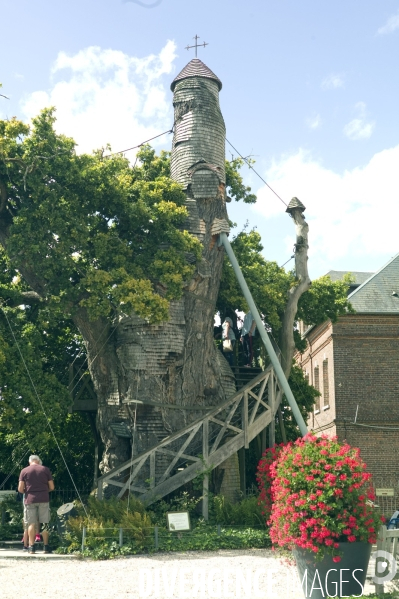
[[0, 110, 353, 486]]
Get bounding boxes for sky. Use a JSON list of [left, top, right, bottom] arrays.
[[1, 0, 399, 278]]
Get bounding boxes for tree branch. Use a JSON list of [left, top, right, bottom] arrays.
[[0, 178, 7, 214], [0, 288, 43, 307], [279, 198, 311, 378]]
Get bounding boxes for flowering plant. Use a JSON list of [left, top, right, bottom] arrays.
[[257, 434, 383, 561]]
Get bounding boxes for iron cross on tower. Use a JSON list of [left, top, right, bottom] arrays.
[[185, 35, 208, 58]]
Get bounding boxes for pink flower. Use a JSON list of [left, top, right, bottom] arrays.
[[333, 556, 341, 563]]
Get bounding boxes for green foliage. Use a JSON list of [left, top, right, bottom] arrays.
[[55, 493, 270, 559], [225, 157, 257, 204], [0, 266, 94, 489], [218, 229, 354, 345], [276, 364, 320, 442], [57, 524, 270, 559], [211, 494, 265, 527], [1, 110, 201, 323], [297, 273, 355, 327], [148, 491, 201, 526], [155, 522, 270, 553], [62, 496, 152, 553], [217, 229, 292, 334]]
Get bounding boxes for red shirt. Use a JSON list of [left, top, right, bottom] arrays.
[[19, 464, 53, 504]]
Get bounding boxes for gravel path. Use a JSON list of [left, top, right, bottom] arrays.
[[0, 548, 378, 598]]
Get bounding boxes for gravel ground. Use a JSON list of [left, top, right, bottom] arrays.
[[0, 548, 378, 599]]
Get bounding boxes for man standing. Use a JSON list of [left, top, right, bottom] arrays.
[[240, 311, 257, 367], [18, 455, 55, 554]]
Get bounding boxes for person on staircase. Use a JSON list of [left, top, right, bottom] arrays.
[[222, 316, 236, 367], [241, 311, 257, 367]]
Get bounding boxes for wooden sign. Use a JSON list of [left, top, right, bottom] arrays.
[[166, 511, 191, 531], [375, 488, 395, 497]]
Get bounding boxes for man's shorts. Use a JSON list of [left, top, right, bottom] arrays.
[[24, 503, 50, 525]]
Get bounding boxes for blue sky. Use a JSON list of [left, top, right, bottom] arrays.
[[1, 0, 399, 278]]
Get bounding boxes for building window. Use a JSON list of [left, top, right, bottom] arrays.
[[323, 359, 329, 407], [314, 366, 320, 411]]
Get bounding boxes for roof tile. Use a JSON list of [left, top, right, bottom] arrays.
[[171, 59, 222, 91]]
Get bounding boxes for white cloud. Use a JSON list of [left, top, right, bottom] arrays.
[[306, 114, 321, 130], [321, 74, 344, 90], [21, 41, 177, 155], [343, 102, 375, 140], [254, 146, 399, 274], [377, 10, 399, 35]]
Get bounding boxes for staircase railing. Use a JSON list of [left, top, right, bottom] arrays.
[[98, 364, 282, 513]]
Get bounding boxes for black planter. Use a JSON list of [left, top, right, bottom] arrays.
[[293, 542, 372, 599]]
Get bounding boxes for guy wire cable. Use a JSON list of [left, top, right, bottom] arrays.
[[0, 437, 29, 479], [0, 448, 30, 490], [225, 138, 288, 208], [69, 320, 121, 397], [0, 302, 89, 518], [68, 318, 118, 394]]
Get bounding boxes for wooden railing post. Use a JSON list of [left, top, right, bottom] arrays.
[[202, 419, 209, 520], [150, 451, 155, 489], [243, 392, 249, 449], [238, 447, 246, 494]]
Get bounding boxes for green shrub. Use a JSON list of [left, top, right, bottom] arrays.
[[61, 496, 152, 553], [211, 494, 265, 527]]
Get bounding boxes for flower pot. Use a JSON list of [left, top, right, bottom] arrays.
[[293, 542, 372, 599]]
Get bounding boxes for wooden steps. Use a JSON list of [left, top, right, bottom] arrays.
[[233, 366, 262, 390], [97, 364, 283, 511]]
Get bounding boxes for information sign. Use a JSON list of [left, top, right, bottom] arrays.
[[166, 511, 191, 531], [375, 488, 395, 497]]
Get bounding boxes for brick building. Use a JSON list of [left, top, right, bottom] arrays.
[[295, 253, 399, 508]]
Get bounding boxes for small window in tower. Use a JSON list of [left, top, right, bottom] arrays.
[[314, 365, 320, 411], [323, 359, 329, 408]]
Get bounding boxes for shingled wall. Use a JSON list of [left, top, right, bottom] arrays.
[[171, 78, 226, 194]]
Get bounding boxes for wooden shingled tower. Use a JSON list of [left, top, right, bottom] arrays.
[[92, 56, 283, 508]]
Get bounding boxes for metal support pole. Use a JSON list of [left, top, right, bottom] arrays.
[[81, 526, 86, 553], [154, 525, 159, 550], [219, 232, 308, 437], [268, 372, 276, 448], [119, 527, 123, 548]]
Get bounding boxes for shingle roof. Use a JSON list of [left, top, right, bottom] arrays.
[[286, 197, 306, 214], [171, 59, 222, 92], [326, 271, 374, 285], [347, 253, 399, 313]]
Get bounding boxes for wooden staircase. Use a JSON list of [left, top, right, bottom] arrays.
[[233, 366, 262, 390], [97, 363, 282, 510]]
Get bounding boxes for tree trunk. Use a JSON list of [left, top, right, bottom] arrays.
[[279, 199, 311, 379]]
